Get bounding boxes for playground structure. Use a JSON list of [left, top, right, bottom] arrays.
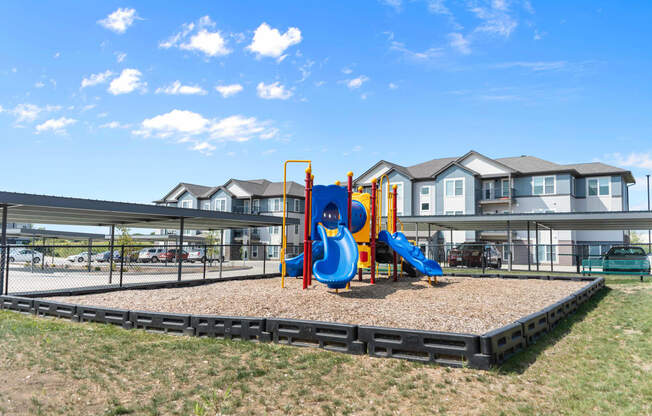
[[280, 165, 443, 290]]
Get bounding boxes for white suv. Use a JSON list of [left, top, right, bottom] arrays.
[[9, 248, 43, 264], [138, 248, 166, 263]]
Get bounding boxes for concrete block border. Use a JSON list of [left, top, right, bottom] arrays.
[[0, 274, 606, 370]]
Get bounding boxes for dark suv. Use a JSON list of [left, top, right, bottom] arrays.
[[448, 243, 502, 269]]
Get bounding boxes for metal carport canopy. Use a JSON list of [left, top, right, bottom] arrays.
[[397, 211, 652, 231], [0, 191, 298, 230]]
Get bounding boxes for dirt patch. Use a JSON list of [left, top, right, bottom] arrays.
[[50, 275, 586, 334]]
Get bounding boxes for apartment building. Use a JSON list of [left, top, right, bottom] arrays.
[[154, 179, 305, 260], [353, 151, 635, 267]]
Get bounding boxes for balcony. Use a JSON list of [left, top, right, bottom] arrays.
[[480, 188, 515, 204]]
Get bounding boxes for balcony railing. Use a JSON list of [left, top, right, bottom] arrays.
[[481, 188, 515, 203]]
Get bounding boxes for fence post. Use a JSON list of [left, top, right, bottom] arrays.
[[263, 245, 266, 275], [87, 239, 92, 273], [4, 249, 9, 295], [202, 244, 207, 280], [219, 244, 223, 279], [119, 245, 125, 288], [109, 225, 115, 284]]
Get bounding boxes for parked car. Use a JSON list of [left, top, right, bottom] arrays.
[[448, 243, 502, 269], [8, 248, 43, 264], [138, 248, 166, 263], [66, 252, 91, 263], [187, 248, 205, 263], [156, 249, 188, 262], [602, 246, 650, 273], [93, 251, 121, 262]]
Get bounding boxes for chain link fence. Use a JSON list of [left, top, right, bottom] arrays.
[[0, 243, 304, 294]]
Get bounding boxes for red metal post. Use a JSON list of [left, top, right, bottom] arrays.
[[302, 168, 312, 289], [357, 185, 363, 280], [370, 179, 377, 284], [392, 184, 398, 281], [307, 174, 314, 285]]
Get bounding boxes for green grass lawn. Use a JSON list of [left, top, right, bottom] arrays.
[[0, 276, 649, 415]]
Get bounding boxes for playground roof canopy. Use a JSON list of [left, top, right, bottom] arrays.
[[0, 191, 296, 230]]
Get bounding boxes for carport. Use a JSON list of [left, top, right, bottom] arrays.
[[396, 211, 652, 271], [0, 191, 297, 292]]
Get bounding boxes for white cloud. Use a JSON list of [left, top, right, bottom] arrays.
[[35, 117, 76, 134], [346, 75, 369, 89], [262, 148, 277, 155], [341, 67, 353, 75], [108, 69, 146, 95], [115, 52, 127, 63], [491, 61, 568, 71], [98, 8, 139, 34], [100, 121, 130, 129], [160, 16, 231, 57], [299, 60, 314, 82], [389, 40, 443, 62], [81, 70, 114, 88], [34, 81, 45, 88], [470, 2, 518, 38], [448, 32, 471, 54], [388, 82, 398, 90], [53, 52, 60, 59], [155, 81, 207, 95], [133, 110, 278, 150], [4, 103, 60, 123], [192, 142, 216, 155], [247, 23, 302, 59], [215, 84, 243, 98], [80, 104, 96, 112], [257, 82, 293, 100], [379, 0, 402, 10], [604, 152, 652, 170]]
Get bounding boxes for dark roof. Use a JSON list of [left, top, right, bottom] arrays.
[[406, 157, 458, 178], [356, 152, 634, 183], [158, 179, 305, 203], [0, 191, 296, 230]]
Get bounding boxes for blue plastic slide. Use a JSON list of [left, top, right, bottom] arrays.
[[378, 230, 443, 276], [279, 241, 325, 277], [312, 224, 359, 289]]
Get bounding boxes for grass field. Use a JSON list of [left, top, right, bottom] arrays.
[[0, 276, 649, 415]]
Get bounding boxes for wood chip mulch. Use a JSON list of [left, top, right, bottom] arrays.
[[49, 276, 587, 334]]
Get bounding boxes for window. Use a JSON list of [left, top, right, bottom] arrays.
[[501, 179, 510, 197], [294, 199, 300, 212], [272, 198, 281, 211], [267, 246, 279, 259], [445, 211, 463, 215], [253, 199, 260, 213], [395, 183, 404, 215], [251, 245, 258, 258], [483, 181, 493, 199], [419, 185, 432, 215], [214, 199, 226, 212], [533, 176, 555, 195], [588, 177, 610, 196], [536, 245, 557, 262], [445, 179, 464, 197], [202, 201, 210, 210], [180, 200, 192, 208], [294, 224, 299, 234]]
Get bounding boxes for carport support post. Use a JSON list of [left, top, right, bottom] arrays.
[[202, 244, 207, 279], [108, 225, 115, 284], [87, 239, 92, 272], [219, 230, 224, 279], [527, 221, 531, 271], [177, 217, 184, 281], [0, 206, 7, 295], [507, 220, 512, 271], [535, 222, 540, 272], [550, 227, 554, 273]]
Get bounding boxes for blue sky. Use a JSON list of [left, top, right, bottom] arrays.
[[1, 0, 652, 219]]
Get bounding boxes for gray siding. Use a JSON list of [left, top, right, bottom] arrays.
[[556, 174, 571, 195], [576, 177, 586, 198], [379, 171, 412, 215], [514, 177, 532, 197], [435, 165, 476, 214], [176, 191, 195, 209], [611, 176, 622, 196], [209, 189, 232, 211]]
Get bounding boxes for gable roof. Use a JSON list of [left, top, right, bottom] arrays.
[[157, 179, 305, 204], [154, 182, 215, 203]]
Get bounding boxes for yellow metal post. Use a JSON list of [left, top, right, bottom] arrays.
[[281, 160, 311, 288]]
